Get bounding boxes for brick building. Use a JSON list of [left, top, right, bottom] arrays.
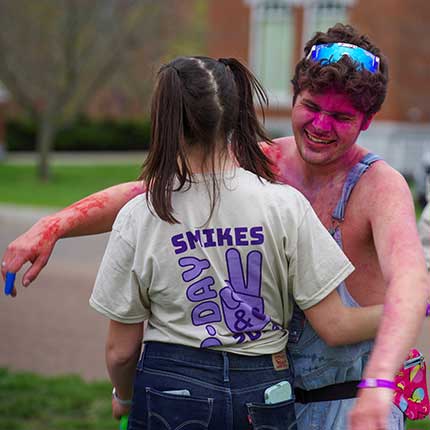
[[207, 0, 430, 182]]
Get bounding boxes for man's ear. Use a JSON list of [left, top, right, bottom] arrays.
[[361, 114, 375, 131]]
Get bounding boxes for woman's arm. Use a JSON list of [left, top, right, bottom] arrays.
[[106, 320, 144, 419], [303, 290, 382, 347], [1, 181, 144, 293]]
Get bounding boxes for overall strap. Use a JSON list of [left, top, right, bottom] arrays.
[[332, 153, 382, 222]]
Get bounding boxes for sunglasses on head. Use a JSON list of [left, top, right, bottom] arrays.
[[306, 42, 380, 74]]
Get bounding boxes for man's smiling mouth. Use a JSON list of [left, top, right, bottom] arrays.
[[305, 129, 336, 145]]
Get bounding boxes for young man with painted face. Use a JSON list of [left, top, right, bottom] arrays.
[[2, 24, 428, 429], [261, 25, 428, 430]]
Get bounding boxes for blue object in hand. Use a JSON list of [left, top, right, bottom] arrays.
[[5, 272, 16, 295]]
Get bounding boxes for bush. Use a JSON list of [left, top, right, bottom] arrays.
[[5, 118, 36, 151], [6, 116, 152, 151]]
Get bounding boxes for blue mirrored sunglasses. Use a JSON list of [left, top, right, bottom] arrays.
[[307, 42, 380, 74]]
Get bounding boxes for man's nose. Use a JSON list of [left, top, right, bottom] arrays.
[[312, 112, 333, 132]]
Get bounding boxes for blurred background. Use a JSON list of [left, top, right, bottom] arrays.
[[0, 0, 429, 429]]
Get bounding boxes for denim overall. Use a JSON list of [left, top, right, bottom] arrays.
[[288, 153, 404, 429]]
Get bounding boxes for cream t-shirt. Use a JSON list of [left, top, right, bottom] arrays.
[[90, 168, 354, 355]]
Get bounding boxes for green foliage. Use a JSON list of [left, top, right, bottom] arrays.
[[0, 368, 115, 430], [0, 164, 141, 207], [6, 116, 151, 152]]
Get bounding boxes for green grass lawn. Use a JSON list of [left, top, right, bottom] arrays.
[[0, 368, 116, 430], [0, 164, 141, 208]]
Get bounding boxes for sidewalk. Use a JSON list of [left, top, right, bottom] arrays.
[[0, 203, 55, 224]]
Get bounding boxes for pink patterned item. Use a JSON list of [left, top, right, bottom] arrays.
[[393, 349, 429, 420]]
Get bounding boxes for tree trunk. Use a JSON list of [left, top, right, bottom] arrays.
[[36, 116, 56, 181]]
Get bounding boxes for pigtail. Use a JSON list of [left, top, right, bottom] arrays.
[[219, 58, 277, 182], [139, 65, 188, 223]]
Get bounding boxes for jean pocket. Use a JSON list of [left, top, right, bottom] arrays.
[[246, 398, 297, 430], [145, 387, 214, 430]]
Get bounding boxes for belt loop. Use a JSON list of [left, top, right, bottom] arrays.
[[222, 352, 230, 382]]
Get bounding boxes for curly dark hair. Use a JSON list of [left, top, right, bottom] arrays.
[[291, 23, 388, 117]]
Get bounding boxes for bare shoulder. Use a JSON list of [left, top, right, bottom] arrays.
[[359, 159, 412, 199], [354, 158, 415, 222], [272, 136, 296, 153], [268, 136, 297, 162]]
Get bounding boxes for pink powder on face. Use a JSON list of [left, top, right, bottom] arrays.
[[291, 90, 370, 168]]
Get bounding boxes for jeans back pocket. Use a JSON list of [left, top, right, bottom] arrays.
[[145, 387, 214, 430], [246, 398, 297, 430]]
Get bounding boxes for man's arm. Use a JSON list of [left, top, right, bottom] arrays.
[[304, 290, 382, 347], [1, 181, 144, 293], [106, 320, 144, 419], [349, 165, 429, 429], [418, 202, 430, 269]]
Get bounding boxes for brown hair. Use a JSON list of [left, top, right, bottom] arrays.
[[140, 56, 276, 224], [292, 23, 388, 117]]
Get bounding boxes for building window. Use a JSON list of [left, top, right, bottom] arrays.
[[247, 0, 295, 107], [303, 1, 353, 48]]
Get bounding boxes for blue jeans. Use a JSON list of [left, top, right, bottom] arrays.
[[128, 342, 297, 430]]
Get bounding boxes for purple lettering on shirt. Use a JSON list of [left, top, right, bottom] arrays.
[[186, 230, 202, 250], [216, 228, 233, 246], [179, 256, 210, 282], [186, 276, 216, 302], [202, 228, 217, 248], [192, 301, 222, 325], [234, 227, 249, 246], [220, 248, 270, 334], [200, 337, 222, 348], [250, 226, 264, 245], [206, 325, 216, 336], [171, 233, 188, 254]]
